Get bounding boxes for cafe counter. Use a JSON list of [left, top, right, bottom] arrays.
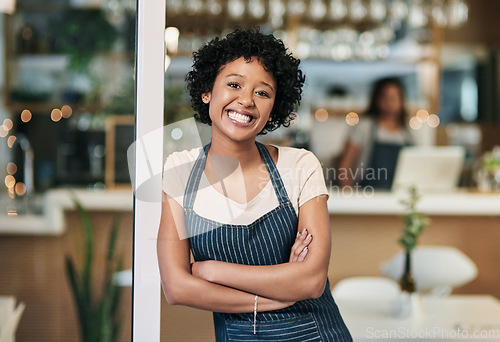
[[326, 189, 500, 303], [1, 188, 498, 235]]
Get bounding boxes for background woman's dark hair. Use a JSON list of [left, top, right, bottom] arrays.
[[365, 77, 408, 127], [185, 27, 305, 135]]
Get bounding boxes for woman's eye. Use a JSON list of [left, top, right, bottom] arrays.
[[256, 91, 270, 98], [228, 82, 240, 89]]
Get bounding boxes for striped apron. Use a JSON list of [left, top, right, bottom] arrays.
[[184, 142, 352, 342]]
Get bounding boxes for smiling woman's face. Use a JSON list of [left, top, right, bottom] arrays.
[[377, 83, 404, 119], [202, 57, 277, 144]]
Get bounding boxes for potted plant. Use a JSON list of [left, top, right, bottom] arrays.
[[393, 186, 430, 318], [398, 186, 430, 292], [65, 199, 123, 342]]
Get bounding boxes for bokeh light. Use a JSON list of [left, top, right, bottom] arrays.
[[51, 108, 63, 122], [61, 105, 73, 118], [7, 135, 17, 148], [21, 109, 32, 122], [345, 112, 360, 126], [427, 114, 440, 128], [15, 182, 26, 196], [0, 125, 8, 138], [171, 128, 183, 140], [7, 162, 17, 175], [3, 118, 13, 130], [416, 109, 429, 122], [409, 116, 422, 130], [314, 108, 329, 122], [5, 175, 16, 188]]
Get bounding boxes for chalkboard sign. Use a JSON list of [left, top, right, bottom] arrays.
[[105, 115, 135, 189]]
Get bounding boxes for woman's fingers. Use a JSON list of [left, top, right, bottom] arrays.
[[296, 246, 308, 262], [289, 229, 306, 262], [289, 228, 313, 262]]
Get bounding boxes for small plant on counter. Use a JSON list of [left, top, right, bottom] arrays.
[[398, 186, 430, 292], [65, 199, 123, 342]]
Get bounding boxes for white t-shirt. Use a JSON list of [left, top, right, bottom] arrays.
[[162, 145, 328, 225]]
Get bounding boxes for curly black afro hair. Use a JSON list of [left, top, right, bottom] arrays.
[[185, 27, 305, 135]]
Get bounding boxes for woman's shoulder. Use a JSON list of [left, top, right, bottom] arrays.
[[274, 145, 321, 168], [164, 147, 202, 169], [356, 116, 375, 129]]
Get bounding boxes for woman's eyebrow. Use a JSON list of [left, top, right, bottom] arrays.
[[225, 74, 275, 92], [260, 81, 275, 92]]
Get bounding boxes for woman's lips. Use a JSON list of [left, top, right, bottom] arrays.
[[226, 110, 255, 127]]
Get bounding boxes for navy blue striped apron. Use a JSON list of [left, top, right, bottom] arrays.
[[184, 142, 352, 342]]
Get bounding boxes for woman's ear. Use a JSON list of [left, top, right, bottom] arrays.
[[202, 93, 211, 104]]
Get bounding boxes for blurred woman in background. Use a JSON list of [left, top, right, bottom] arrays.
[[338, 77, 413, 189]]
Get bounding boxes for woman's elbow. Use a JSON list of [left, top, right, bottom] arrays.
[[307, 273, 328, 299], [161, 276, 188, 305], [163, 290, 180, 305]]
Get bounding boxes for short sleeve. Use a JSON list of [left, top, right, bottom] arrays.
[[348, 118, 372, 148], [296, 150, 329, 207], [162, 149, 199, 207]]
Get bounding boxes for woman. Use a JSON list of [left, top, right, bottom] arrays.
[[157, 28, 352, 341], [338, 77, 413, 189]]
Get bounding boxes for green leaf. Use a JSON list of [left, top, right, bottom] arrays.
[[398, 186, 430, 252], [66, 257, 90, 340], [66, 200, 124, 342]]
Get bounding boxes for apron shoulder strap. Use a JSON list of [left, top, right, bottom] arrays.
[[183, 143, 210, 209], [255, 142, 292, 205]]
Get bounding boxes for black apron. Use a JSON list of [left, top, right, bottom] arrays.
[[362, 123, 411, 190]]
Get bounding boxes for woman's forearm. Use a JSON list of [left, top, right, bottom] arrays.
[[193, 259, 327, 302], [164, 271, 294, 313]]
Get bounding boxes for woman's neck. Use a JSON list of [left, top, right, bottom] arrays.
[[377, 115, 401, 131], [209, 135, 260, 168]]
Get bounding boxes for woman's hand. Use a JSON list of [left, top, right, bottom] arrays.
[[191, 260, 213, 281], [289, 228, 312, 263]]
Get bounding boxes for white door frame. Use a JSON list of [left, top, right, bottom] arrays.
[[133, 0, 165, 340]]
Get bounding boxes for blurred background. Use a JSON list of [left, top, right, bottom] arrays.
[[1, 0, 500, 341]]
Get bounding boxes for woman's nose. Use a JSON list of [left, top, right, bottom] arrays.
[[238, 90, 254, 107]]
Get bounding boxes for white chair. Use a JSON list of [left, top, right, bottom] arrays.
[[0, 298, 25, 342], [380, 245, 478, 296], [113, 269, 132, 287], [332, 276, 401, 301]]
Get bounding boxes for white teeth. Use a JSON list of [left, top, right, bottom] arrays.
[[227, 111, 252, 124]]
